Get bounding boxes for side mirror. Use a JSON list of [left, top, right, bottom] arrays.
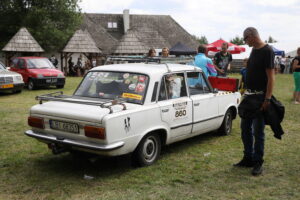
[[213, 88, 218, 93]]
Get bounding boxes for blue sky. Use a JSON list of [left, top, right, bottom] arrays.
[[79, 0, 300, 49]]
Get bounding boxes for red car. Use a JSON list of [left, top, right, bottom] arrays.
[[10, 57, 65, 90]]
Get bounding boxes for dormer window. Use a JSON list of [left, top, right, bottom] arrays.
[[108, 22, 118, 28]]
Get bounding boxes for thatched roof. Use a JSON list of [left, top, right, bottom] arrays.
[[2, 27, 44, 52], [63, 29, 101, 53], [113, 30, 148, 54], [82, 13, 198, 55]]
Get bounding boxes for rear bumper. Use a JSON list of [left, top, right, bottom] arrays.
[[31, 77, 65, 87], [25, 130, 125, 152]]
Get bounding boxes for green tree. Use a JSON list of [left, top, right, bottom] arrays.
[[230, 36, 244, 45], [0, 0, 82, 52], [265, 36, 277, 43], [192, 35, 209, 45]]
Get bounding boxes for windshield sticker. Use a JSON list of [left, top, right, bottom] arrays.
[[123, 73, 130, 79], [128, 84, 136, 91], [133, 75, 138, 80], [135, 83, 145, 93], [138, 76, 146, 82], [122, 93, 142, 100], [124, 79, 131, 84]]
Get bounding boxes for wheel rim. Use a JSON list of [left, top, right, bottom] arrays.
[[225, 113, 232, 134], [28, 81, 33, 90], [142, 136, 158, 163]]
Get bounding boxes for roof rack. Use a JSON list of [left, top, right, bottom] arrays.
[[35, 91, 126, 114], [105, 56, 194, 65]]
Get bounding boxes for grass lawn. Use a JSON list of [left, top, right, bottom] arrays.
[[0, 75, 299, 200]]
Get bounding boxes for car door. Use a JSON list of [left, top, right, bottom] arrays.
[[187, 72, 220, 133], [157, 73, 193, 139], [11, 59, 28, 83]]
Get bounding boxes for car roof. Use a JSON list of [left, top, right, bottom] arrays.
[[91, 63, 202, 77]]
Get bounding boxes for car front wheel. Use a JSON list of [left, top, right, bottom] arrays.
[[28, 79, 35, 90], [133, 133, 161, 167]]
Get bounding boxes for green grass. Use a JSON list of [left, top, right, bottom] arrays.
[[0, 75, 299, 200]]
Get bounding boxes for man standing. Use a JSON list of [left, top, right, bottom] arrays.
[[194, 45, 217, 77], [49, 55, 58, 68], [213, 42, 232, 77], [234, 27, 275, 176]]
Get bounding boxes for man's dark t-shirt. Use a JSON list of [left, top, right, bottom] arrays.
[[214, 52, 232, 75], [292, 56, 300, 72], [246, 44, 275, 91]]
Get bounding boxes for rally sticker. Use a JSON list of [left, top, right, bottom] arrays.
[[135, 83, 145, 93], [123, 73, 130, 79], [173, 101, 187, 110], [138, 76, 146, 82], [128, 84, 136, 90], [122, 93, 142, 100]]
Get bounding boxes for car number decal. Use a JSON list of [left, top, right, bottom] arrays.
[[175, 109, 187, 118]]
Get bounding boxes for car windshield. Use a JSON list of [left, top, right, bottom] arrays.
[[74, 71, 149, 104], [0, 62, 6, 71], [27, 58, 55, 69]]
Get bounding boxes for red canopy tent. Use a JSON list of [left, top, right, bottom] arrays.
[[206, 39, 246, 54]]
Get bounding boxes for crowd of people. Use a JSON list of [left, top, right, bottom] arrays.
[[67, 55, 97, 77]]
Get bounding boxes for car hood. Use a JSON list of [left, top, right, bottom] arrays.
[[0, 70, 21, 76], [30, 99, 139, 124], [28, 68, 62, 76]]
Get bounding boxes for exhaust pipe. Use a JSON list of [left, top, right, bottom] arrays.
[[48, 143, 67, 155]]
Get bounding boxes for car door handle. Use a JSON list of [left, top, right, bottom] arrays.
[[162, 108, 169, 113], [194, 103, 200, 106]]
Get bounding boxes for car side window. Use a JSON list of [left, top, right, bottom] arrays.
[[187, 72, 211, 95], [159, 73, 187, 100], [17, 59, 25, 69]]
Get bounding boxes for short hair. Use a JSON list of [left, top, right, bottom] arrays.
[[198, 44, 206, 53], [297, 47, 300, 52], [222, 42, 229, 48], [243, 27, 259, 38], [162, 47, 169, 52], [148, 48, 156, 56]]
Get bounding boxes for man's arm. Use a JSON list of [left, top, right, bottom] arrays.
[[261, 68, 275, 110]]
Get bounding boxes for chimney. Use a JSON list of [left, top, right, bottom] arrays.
[[123, 9, 130, 33]]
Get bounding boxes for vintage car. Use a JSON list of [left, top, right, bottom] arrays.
[[25, 63, 241, 166], [0, 61, 24, 93], [10, 57, 65, 90]]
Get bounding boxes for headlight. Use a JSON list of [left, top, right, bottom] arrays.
[[37, 74, 44, 78], [57, 73, 65, 78], [16, 75, 23, 81]]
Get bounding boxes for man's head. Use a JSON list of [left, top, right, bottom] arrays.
[[162, 47, 169, 57], [243, 27, 262, 47], [148, 48, 156, 57], [221, 42, 229, 53], [197, 44, 207, 54], [297, 47, 300, 56]]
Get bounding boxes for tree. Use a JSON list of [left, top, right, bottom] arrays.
[[230, 36, 244, 45], [0, 0, 82, 52], [265, 36, 277, 43], [192, 35, 209, 45]]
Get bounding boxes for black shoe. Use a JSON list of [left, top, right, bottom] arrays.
[[252, 162, 263, 176], [233, 157, 254, 167]]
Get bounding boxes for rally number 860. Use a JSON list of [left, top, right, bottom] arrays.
[[175, 110, 186, 117]]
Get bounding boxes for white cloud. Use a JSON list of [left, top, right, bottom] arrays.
[[252, 0, 299, 7], [79, 0, 135, 13]]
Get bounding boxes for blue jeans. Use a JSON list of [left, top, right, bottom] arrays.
[[241, 113, 265, 162]]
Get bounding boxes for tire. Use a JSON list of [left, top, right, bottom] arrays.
[[218, 109, 233, 135], [28, 79, 35, 90], [56, 85, 64, 89], [133, 133, 161, 167]]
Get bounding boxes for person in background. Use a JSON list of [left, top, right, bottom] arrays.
[[68, 56, 76, 76], [49, 55, 58, 68], [92, 58, 97, 68], [284, 56, 291, 74], [280, 56, 286, 74], [194, 44, 217, 77], [292, 47, 300, 104], [148, 48, 156, 57], [274, 56, 280, 74], [161, 47, 169, 57], [234, 27, 275, 176], [213, 42, 232, 77], [239, 58, 248, 95], [76, 55, 83, 77]]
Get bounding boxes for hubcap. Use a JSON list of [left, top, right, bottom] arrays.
[[142, 136, 157, 163], [226, 114, 232, 133]]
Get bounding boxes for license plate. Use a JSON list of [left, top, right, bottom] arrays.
[[0, 84, 13, 88], [49, 120, 79, 134], [51, 78, 57, 83]]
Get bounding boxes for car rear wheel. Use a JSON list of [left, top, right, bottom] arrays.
[[218, 109, 233, 135], [28, 79, 35, 90], [133, 133, 161, 167]]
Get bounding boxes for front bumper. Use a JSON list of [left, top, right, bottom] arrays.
[[25, 130, 125, 152], [31, 77, 65, 87], [0, 83, 24, 91]]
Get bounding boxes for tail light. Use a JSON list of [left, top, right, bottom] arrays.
[[28, 116, 44, 129], [84, 126, 106, 139]]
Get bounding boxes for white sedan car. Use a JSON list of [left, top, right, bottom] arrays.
[[0, 61, 24, 93], [25, 63, 240, 166]]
